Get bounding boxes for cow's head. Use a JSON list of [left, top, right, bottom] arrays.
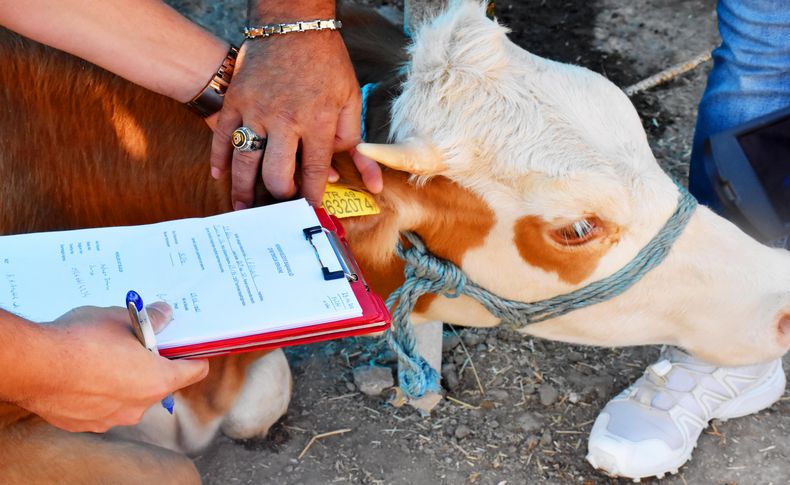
[[355, 1, 790, 365]]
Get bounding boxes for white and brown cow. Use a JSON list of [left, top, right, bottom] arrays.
[[0, 1, 787, 482]]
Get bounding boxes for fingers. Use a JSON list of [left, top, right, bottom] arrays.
[[261, 128, 299, 202], [334, 94, 361, 152], [351, 147, 384, 194], [146, 301, 174, 334], [162, 357, 210, 392], [44, 416, 106, 434], [210, 33, 366, 209], [328, 166, 340, 183], [229, 122, 268, 210], [210, 109, 242, 180], [300, 123, 337, 207]]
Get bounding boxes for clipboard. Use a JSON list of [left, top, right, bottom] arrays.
[[158, 208, 391, 359]]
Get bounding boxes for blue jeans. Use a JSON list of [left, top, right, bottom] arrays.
[[689, 0, 790, 242]]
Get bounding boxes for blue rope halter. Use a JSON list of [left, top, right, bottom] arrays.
[[360, 82, 379, 142], [385, 187, 698, 399]]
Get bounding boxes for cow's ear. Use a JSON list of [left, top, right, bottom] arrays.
[[356, 139, 445, 175]]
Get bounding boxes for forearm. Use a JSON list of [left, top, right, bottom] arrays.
[[0, 0, 228, 103], [0, 310, 61, 404]]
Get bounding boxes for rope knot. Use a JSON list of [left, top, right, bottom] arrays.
[[437, 263, 467, 298], [398, 233, 467, 298]]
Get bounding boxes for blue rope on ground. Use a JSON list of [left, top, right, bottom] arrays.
[[384, 186, 698, 399]]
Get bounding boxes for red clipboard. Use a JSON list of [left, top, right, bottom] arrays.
[[158, 208, 391, 359]]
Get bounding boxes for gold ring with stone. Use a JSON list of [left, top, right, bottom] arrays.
[[231, 126, 266, 152]]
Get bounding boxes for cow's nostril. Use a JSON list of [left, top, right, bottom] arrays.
[[779, 314, 790, 347]]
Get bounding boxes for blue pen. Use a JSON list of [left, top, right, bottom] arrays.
[[125, 290, 176, 415]]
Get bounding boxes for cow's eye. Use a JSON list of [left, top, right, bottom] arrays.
[[550, 218, 602, 246]]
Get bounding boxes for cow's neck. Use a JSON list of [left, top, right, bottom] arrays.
[[330, 153, 496, 308]]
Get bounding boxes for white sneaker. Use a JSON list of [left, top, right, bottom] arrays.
[[586, 348, 786, 481]]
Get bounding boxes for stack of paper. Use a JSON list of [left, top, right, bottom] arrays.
[[0, 199, 362, 348]]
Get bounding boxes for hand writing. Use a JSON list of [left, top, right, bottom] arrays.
[[17, 303, 208, 433]]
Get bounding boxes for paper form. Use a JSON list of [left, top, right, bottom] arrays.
[[0, 199, 362, 348]]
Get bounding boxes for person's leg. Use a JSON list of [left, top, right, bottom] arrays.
[[0, 404, 201, 485], [588, 0, 790, 480], [688, 0, 790, 214]]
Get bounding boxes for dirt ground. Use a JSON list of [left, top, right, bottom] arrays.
[[167, 1, 789, 483]]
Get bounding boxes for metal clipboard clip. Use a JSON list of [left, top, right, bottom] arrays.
[[303, 225, 362, 284]]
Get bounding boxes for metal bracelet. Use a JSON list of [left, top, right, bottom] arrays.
[[185, 45, 239, 118], [243, 19, 342, 39]]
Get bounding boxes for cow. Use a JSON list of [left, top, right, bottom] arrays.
[[0, 1, 788, 482]]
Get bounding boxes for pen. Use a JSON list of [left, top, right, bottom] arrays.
[[125, 290, 176, 415]]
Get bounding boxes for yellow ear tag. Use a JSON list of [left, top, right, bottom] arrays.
[[322, 183, 381, 218]]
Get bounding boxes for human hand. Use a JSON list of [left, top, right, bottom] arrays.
[[16, 303, 208, 433], [209, 23, 383, 209]]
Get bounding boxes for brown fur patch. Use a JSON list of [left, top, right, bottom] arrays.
[[0, 28, 231, 235], [176, 351, 269, 424], [331, 154, 496, 313], [513, 215, 618, 285]]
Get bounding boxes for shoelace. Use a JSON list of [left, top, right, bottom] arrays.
[[631, 360, 679, 407], [630, 356, 734, 411]]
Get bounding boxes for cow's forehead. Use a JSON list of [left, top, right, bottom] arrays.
[[391, 1, 657, 191]]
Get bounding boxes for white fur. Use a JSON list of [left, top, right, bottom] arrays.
[[107, 395, 222, 455], [221, 348, 292, 440], [399, 1, 790, 364]]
